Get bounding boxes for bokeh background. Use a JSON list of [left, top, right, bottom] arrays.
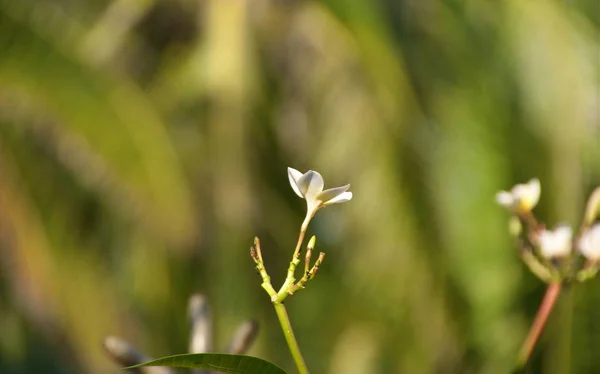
[[0, 0, 599, 373]]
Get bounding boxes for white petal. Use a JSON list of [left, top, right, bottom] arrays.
[[322, 191, 352, 206], [554, 226, 573, 243], [495, 191, 514, 207], [510, 178, 541, 210], [496, 178, 541, 212], [538, 225, 572, 258], [579, 224, 600, 261], [317, 184, 350, 203], [297, 170, 324, 202], [288, 167, 304, 198], [526, 178, 541, 198], [520, 178, 541, 208]]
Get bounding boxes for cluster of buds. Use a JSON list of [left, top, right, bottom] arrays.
[[496, 179, 600, 283]]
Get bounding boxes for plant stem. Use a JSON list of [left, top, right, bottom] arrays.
[[287, 252, 325, 296], [293, 216, 312, 260], [548, 285, 572, 374], [273, 302, 309, 374], [277, 215, 313, 301], [517, 282, 562, 368]]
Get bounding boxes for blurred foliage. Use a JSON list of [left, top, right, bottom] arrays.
[[0, 0, 598, 373]]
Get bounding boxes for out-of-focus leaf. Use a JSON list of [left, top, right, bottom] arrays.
[[125, 353, 287, 374], [0, 8, 197, 247]]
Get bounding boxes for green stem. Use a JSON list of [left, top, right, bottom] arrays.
[[287, 252, 325, 296], [273, 302, 309, 374], [277, 215, 312, 300]]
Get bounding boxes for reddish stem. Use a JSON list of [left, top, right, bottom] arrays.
[[517, 283, 562, 368]]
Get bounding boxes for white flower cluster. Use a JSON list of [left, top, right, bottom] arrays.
[[497, 179, 600, 262]]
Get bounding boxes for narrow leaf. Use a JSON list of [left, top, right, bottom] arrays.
[[124, 353, 287, 374]]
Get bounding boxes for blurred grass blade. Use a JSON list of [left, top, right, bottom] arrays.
[[0, 7, 197, 247], [124, 353, 287, 374]]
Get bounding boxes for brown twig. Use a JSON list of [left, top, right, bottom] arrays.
[[517, 282, 562, 369], [226, 320, 260, 354]]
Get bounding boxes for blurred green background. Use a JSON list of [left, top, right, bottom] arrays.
[[0, 0, 599, 373]]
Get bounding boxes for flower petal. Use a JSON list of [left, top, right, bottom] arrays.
[[322, 191, 353, 206], [515, 178, 540, 211], [496, 178, 541, 212], [579, 223, 600, 261], [297, 170, 324, 201], [288, 167, 304, 198], [538, 225, 572, 258], [495, 191, 514, 207], [527, 178, 541, 197], [317, 184, 350, 203], [554, 226, 573, 242]]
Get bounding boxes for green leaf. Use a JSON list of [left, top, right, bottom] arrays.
[[124, 353, 287, 374]]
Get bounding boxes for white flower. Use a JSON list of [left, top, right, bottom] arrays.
[[288, 167, 352, 217], [537, 225, 573, 259], [496, 178, 541, 213], [578, 223, 600, 261]]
